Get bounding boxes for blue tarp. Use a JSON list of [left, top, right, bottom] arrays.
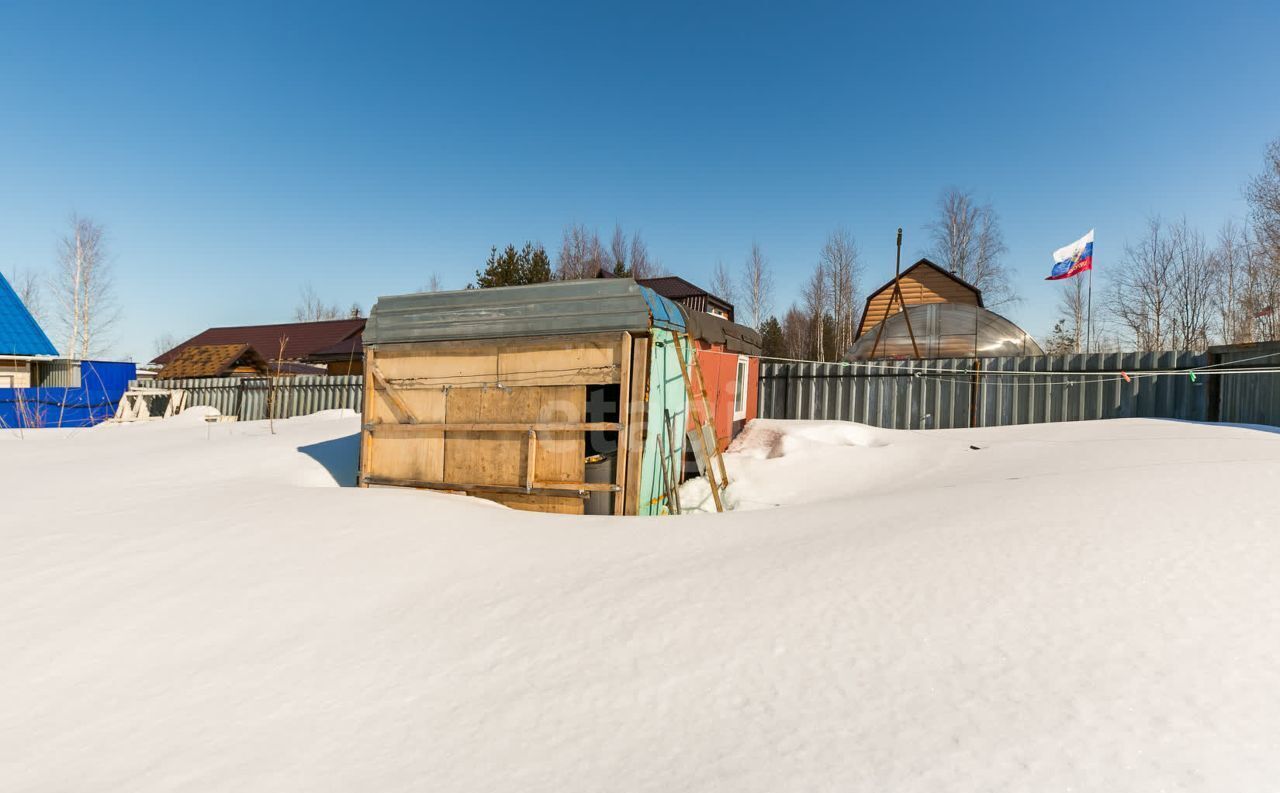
[[637, 285, 686, 332], [0, 360, 136, 429]]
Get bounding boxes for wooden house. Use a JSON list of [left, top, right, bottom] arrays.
[[153, 318, 364, 373], [0, 271, 59, 388], [359, 279, 759, 516], [855, 258, 982, 339], [597, 271, 736, 321], [304, 336, 364, 375]]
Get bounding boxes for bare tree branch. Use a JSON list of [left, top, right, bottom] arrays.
[[925, 188, 1016, 306], [557, 223, 607, 280], [294, 284, 344, 322], [709, 259, 736, 308], [7, 268, 44, 325]]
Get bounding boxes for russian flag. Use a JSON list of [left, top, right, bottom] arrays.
[[1046, 230, 1094, 280]]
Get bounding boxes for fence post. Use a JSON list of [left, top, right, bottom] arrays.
[[968, 358, 981, 428], [1205, 348, 1221, 423]]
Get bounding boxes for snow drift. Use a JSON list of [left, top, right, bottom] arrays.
[[2, 413, 1279, 791]]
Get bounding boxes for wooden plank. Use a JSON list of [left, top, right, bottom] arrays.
[[364, 421, 621, 434], [374, 342, 498, 384], [442, 384, 587, 514], [368, 362, 417, 424], [623, 335, 649, 515], [370, 332, 623, 358], [379, 369, 618, 389], [534, 385, 586, 494], [670, 333, 724, 512], [369, 334, 623, 389], [361, 475, 600, 497], [525, 430, 537, 492], [358, 348, 374, 487], [613, 332, 633, 515], [499, 336, 621, 385], [364, 346, 447, 484]]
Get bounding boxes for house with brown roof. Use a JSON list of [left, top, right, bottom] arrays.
[[155, 344, 271, 380], [153, 318, 365, 376], [596, 271, 734, 321], [303, 335, 365, 375]]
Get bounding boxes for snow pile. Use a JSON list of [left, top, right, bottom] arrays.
[[2, 414, 1279, 791]]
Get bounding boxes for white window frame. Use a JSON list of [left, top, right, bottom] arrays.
[[733, 355, 749, 420]]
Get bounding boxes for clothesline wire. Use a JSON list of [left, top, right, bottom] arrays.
[[756, 349, 1280, 378]]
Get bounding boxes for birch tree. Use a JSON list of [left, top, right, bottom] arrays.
[[820, 228, 861, 354], [925, 188, 1016, 306], [738, 241, 774, 330], [801, 262, 829, 360], [52, 215, 117, 358]]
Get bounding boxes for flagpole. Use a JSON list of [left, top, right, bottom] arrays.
[[1086, 262, 1093, 354]]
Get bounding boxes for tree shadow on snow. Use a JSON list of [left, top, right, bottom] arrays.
[[297, 433, 360, 487]]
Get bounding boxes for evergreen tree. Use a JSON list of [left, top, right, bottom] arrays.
[[474, 243, 552, 288], [1044, 318, 1077, 355], [759, 315, 785, 358]]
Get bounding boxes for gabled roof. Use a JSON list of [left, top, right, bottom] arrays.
[[864, 259, 983, 305], [0, 272, 57, 357], [304, 335, 363, 363], [636, 276, 710, 300], [153, 318, 365, 365], [855, 258, 984, 338], [595, 271, 732, 309], [155, 344, 271, 379]]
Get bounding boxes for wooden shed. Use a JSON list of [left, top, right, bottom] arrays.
[[855, 258, 982, 339], [359, 279, 736, 516]]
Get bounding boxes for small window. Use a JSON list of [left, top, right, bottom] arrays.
[[733, 356, 749, 420]]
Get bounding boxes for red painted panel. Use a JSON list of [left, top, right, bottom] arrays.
[[694, 345, 757, 451]]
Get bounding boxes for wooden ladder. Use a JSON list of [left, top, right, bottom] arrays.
[[669, 333, 730, 512]]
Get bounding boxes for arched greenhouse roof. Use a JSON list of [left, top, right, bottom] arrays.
[[846, 302, 1044, 361]]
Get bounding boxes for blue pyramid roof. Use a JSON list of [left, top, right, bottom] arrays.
[[0, 272, 58, 357]]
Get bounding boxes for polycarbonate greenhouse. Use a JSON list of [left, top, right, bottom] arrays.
[[847, 302, 1044, 361]]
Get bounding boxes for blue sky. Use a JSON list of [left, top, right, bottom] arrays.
[[2, 0, 1279, 361]]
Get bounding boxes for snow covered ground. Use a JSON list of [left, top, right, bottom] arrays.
[[2, 412, 1279, 791]]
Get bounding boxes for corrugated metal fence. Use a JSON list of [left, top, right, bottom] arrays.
[[139, 342, 1279, 429], [146, 375, 363, 421], [760, 346, 1278, 429], [1208, 343, 1280, 426]]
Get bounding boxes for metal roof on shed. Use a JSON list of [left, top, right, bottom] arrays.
[[364, 279, 686, 346]]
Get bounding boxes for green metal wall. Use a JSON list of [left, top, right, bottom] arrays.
[[636, 329, 691, 515]]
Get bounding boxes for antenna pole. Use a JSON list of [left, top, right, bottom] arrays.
[[869, 228, 920, 360]]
